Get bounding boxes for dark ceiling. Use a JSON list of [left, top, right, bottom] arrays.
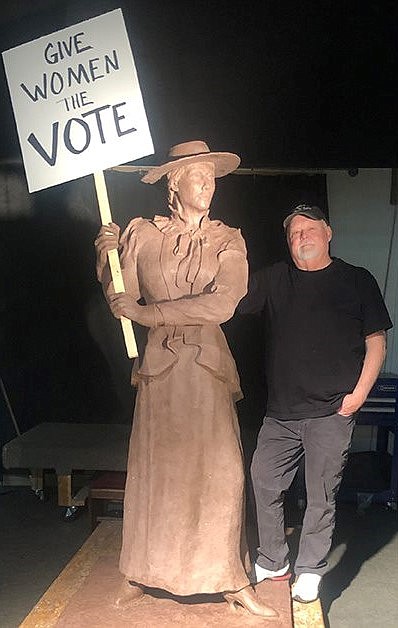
[[1, 0, 398, 168]]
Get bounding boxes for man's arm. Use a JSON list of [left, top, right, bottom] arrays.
[[237, 267, 269, 315], [338, 330, 387, 416]]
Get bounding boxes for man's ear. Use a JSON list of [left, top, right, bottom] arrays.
[[327, 225, 333, 242]]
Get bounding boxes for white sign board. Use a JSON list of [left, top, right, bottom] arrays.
[[2, 9, 154, 192]]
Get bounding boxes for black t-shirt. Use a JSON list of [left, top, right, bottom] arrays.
[[240, 258, 393, 420]]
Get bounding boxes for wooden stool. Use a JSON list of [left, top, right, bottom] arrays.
[[88, 471, 127, 530]]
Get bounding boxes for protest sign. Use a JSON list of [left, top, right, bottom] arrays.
[[2, 8, 153, 193], [2, 9, 153, 357]]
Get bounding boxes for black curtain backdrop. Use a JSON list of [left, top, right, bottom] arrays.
[[0, 170, 327, 440], [1, 0, 398, 168]]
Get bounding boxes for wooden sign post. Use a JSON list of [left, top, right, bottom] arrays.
[[94, 170, 137, 358]]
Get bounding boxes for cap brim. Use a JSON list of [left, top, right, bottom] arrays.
[[283, 211, 328, 230]]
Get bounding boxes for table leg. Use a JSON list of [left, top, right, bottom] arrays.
[[57, 474, 89, 507], [29, 469, 44, 500], [57, 474, 72, 507]]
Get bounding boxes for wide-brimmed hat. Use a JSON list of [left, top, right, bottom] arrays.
[[283, 204, 330, 231], [141, 140, 240, 184]]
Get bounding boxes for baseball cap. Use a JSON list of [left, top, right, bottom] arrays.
[[283, 205, 329, 231]]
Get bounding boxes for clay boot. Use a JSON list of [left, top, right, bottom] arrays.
[[224, 584, 279, 618], [114, 579, 144, 609]]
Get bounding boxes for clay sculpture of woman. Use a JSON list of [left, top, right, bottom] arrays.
[[94, 140, 277, 619]]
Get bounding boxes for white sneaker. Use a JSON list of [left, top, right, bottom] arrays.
[[291, 573, 321, 603], [252, 562, 290, 583]]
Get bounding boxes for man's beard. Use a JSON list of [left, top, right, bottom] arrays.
[[296, 244, 318, 261]]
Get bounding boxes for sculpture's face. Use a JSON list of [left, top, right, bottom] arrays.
[[174, 162, 216, 213], [287, 215, 332, 263]]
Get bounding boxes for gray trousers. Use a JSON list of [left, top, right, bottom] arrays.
[[251, 413, 355, 576]]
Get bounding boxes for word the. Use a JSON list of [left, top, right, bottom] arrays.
[[58, 91, 94, 112]]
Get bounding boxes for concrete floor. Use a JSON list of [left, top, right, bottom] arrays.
[[321, 501, 397, 628], [0, 485, 91, 628], [0, 484, 397, 628]]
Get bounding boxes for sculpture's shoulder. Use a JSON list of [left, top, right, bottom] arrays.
[[123, 216, 154, 236], [120, 217, 159, 255], [124, 216, 161, 242]]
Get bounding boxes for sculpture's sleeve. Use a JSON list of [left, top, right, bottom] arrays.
[[118, 218, 143, 301], [98, 217, 142, 301], [154, 229, 248, 325]]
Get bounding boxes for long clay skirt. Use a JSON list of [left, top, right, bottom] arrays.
[[119, 342, 250, 595]]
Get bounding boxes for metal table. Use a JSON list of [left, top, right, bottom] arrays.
[[2, 422, 130, 510]]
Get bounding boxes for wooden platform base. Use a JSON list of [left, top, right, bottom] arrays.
[[20, 521, 324, 628]]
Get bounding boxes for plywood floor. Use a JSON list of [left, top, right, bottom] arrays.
[[20, 520, 324, 628]]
